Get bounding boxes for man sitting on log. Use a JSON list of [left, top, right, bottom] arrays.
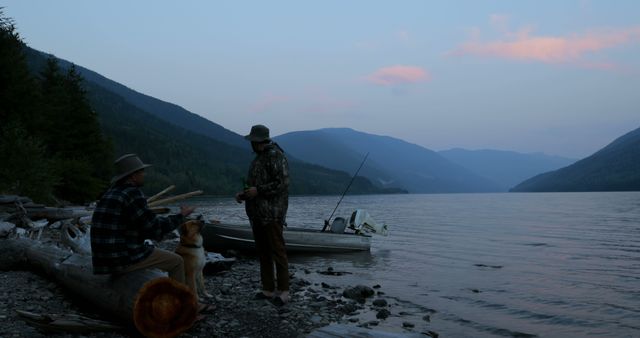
[[90, 154, 195, 283]]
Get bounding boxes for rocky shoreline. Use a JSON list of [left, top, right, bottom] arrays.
[[1, 235, 439, 338], [0, 193, 438, 338]]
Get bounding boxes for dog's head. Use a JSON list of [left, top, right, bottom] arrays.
[[179, 219, 204, 239]]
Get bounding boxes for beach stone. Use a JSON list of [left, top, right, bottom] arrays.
[[424, 330, 439, 337], [403, 321, 415, 328], [423, 314, 431, 322], [339, 303, 359, 314], [372, 299, 388, 307], [343, 285, 374, 301], [376, 309, 391, 319], [295, 279, 310, 287]]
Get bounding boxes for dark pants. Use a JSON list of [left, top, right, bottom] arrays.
[[251, 219, 289, 292]]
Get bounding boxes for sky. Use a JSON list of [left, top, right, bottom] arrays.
[[4, 1, 640, 158]]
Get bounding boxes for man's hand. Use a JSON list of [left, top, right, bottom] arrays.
[[235, 192, 245, 204], [244, 186, 258, 199], [180, 205, 196, 217]]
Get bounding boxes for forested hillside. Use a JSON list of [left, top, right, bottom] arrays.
[[1, 13, 112, 203], [1, 12, 391, 203], [511, 126, 640, 192]]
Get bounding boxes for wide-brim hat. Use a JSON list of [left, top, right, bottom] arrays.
[[111, 154, 152, 184], [244, 124, 270, 142]]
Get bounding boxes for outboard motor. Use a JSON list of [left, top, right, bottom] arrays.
[[348, 209, 388, 236]]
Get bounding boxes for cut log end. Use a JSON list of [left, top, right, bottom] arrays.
[[133, 277, 198, 338]]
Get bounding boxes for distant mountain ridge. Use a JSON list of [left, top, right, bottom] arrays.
[[23, 47, 392, 195], [27, 48, 248, 150], [273, 130, 397, 187], [275, 128, 501, 193], [439, 148, 576, 191], [511, 126, 640, 192]]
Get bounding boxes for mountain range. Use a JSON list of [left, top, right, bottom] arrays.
[[24, 47, 391, 195], [275, 129, 576, 193], [23, 46, 639, 194], [275, 128, 497, 193], [439, 149, 575, 191]]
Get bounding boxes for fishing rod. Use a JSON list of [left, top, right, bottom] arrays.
[[323, 152, 369, 231]]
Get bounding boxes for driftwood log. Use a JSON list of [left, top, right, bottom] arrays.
[[61, 222, 91, 255], [25, 207, 92, 221], [1, 238, 198, 338], [15, 309, 125, 333]]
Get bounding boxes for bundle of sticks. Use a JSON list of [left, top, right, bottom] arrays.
[[146, 185, 203, 214]]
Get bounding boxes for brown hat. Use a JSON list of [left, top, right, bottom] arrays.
[[244, 124, 270, 142], [111, 154, 152, 184]]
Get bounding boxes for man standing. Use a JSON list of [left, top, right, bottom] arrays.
[[235, 125, 290, 305], [91, 154, 195, 282]]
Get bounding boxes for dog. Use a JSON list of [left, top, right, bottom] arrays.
[[175, 219, 212, 300]]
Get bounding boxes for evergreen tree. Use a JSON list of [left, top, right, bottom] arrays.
[[0, 9, 39, 128], [39, 58, 113, 202], [0, 121, 57, 202], [0, 9, 56, 202], [1, 10, 113, 203]]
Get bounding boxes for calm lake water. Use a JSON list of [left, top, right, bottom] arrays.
[[187, 192, 640, 338]]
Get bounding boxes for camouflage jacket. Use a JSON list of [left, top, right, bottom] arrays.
[[245, 143, 289, 224]]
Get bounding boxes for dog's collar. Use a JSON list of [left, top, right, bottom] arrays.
[[180, 243, 202, 249]]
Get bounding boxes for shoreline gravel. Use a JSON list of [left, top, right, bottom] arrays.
[[0, 238, 438, 338]]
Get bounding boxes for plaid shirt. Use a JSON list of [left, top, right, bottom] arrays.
[[90, 183, 184, 274]]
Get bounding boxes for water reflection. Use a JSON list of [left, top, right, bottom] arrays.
[[289, 250, 374, 269]]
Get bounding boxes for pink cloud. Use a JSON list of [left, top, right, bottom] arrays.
[[451, 26, 640, 65], [367, 65, 430, 86]]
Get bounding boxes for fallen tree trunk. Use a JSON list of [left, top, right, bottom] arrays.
[[1, 238, 198, 338], [25, 207, 92, 221]]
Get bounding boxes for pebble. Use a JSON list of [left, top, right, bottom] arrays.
[[372, 299, 388, 307], [376, 308, 391, 319]]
